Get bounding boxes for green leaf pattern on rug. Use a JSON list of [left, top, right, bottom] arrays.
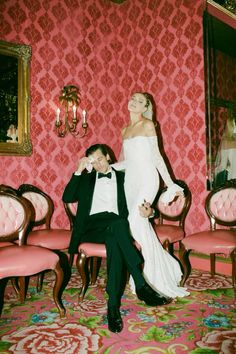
[[79, 315, 101, 329], [140, 326, 172, 342]]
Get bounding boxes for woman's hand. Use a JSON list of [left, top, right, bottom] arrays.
[[139, 200, 154, 218]]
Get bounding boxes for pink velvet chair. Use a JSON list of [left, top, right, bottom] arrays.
[[64, 202, 107, 301], [153, 180, 191, 256], [179, 180, 236, 293], [18, 184, 73, 291], [0, 188, 66, 317]]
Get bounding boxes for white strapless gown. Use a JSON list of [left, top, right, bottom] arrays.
[[117, 136, 189, 298]]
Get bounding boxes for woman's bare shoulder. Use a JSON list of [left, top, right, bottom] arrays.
[[142, 119, 156, 135]]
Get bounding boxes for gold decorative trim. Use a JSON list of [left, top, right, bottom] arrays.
[[0, 40, 32, 156], [207, 0, 236, 21]]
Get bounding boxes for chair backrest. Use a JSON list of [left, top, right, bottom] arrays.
[[206, 179, 236, 230], [0, 187, 33, 245], [63, 202, 78, 230], [18, 184, 54, 228], [156, 180, 192, 228]]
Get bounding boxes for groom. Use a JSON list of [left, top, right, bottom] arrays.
[[62, 143, 171, 333]]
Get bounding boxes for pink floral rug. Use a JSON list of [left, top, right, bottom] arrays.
[[0, 266, 235, 354]]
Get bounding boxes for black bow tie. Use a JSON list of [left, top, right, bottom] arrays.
[[98, 172, 112, 179]]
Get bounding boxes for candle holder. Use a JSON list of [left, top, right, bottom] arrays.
[[55, 85, 88, 138]]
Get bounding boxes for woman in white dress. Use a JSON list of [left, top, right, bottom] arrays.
[[113, 92, 189, 298]]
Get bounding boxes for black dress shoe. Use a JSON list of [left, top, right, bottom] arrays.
[[107, 306, 123, 333], [136, 283, 172, 306]]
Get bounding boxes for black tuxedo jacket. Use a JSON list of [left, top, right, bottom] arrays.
[[62, 168, 129, 254]]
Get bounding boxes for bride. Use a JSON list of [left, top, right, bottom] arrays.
[[113, 92, 189, 298]]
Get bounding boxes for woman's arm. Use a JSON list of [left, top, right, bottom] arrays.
[[148, 136, 184, 203]]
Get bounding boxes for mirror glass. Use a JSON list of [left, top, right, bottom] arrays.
[[0, 40, 32, 156], [204, 10, 236, 189]]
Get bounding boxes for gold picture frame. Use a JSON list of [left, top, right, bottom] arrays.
[[0, 40, 32, 156]]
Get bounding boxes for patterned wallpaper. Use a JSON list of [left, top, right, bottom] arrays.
[[0, 0, 208, 235]]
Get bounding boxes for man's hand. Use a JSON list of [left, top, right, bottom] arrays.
[[75, 157, 92, 174], [139, 200, 155, 218]]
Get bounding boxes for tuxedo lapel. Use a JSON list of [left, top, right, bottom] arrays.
[[113, 168, 127, 216], [86, 172, 97, 212]]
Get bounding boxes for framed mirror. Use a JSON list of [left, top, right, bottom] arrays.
[[0, 40, 32, 156], [204, 4, 236, 189]]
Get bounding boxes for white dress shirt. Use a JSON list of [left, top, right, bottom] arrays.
[[90, 169, 118, 215]]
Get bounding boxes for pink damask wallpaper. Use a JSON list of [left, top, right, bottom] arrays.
[[0, 0, 208, 235]]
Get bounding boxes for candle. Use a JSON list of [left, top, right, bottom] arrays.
[[72, 105, 76, 118], [82, 110, 86, 124], [56, 108, 60, 123]]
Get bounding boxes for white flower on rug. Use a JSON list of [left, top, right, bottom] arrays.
[[1, 323, 101, 354], [196, 329, 236, 353]]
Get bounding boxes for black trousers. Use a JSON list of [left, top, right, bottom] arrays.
[[80, 212, 144, 305]]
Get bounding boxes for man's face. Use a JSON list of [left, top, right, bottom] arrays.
[[88, 149, 110, 173]]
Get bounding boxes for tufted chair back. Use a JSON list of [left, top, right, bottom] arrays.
[[0, 188, 32, 245], [0, 187, 66, 317], [18, 184, 54, 228], [180, 180, 236, 294], [206, 184, 236, 229], [64, 202, 78, 229], [17, 184, 72, 291], [153, 180, 191, 255]]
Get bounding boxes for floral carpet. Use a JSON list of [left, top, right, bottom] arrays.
[[0, 265, 235, 354]]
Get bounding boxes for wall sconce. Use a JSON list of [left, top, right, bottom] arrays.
[[55, 85, 88, 137]]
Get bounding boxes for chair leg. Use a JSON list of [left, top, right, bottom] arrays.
[[90, 257, 102, 285], [52, 262, 66, 318], [162, 239, 169, 251], [0, 278, 8, 317], [36, 272, 45, 292], [76, 252, 90, 302], [230, 249, 236, 294], [179, 243, 192, 286], [210, 253, 216, 276], [11, 277, 20, 296], [18, 276, 27, 302]]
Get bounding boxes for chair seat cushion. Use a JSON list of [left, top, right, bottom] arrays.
[[25, 229, 71, 249], [154, 225, 184, 243], [0, 242, 15, 247], [0, 245, 59, 278], [182, 229, 236, 255], [78, 243, 107, 258]]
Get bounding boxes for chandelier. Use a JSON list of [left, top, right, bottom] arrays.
[[55, 85, 88, 137]]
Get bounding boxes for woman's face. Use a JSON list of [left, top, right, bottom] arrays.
[[128, 93, 147, 114]]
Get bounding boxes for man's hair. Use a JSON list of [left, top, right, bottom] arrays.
[[85, 144, 109, 157]]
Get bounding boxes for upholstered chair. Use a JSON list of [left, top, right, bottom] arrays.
[[153, 180, 191, 256], [179, 180, 236, 294], [17, 184, 72, 291], [64, 202, 107, 301], [0, 187, 66, 317]]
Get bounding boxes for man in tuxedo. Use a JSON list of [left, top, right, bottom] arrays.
[[62, 144, 171, 333]]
